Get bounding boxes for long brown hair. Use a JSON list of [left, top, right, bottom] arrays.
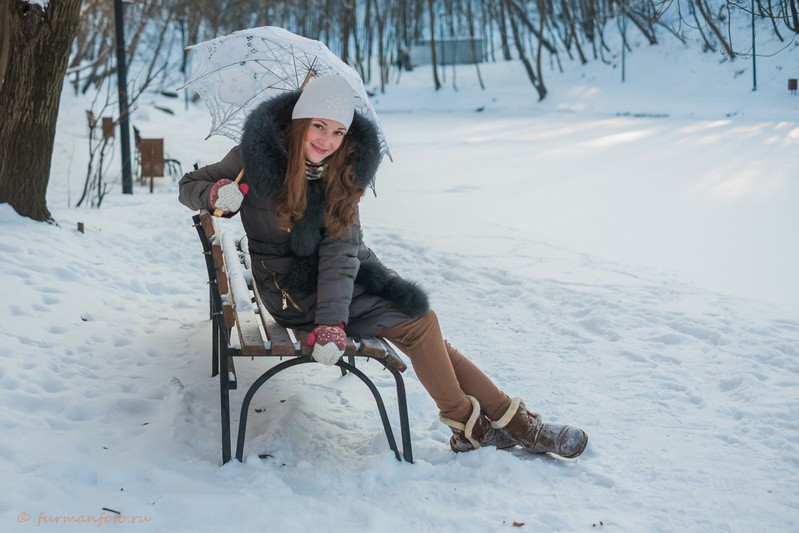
[[276, 118, 364, 239]]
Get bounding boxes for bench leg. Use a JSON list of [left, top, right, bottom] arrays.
[[385, 366, 413, 463], [220, 345, 232, 464], [211, 312, 219, 378], [234, 356, 409, 463], [339, 355, 356, 377], [337, 360, 402, 461], [235, 357, 313, 461]]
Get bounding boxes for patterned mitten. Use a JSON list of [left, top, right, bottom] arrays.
[[210, 179, 249, 214], [306, 324, 347, 365]]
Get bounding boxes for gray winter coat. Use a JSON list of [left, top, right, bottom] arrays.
[[179, 91, 428, 336]]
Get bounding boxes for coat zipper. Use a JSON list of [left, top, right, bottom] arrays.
[[259, 261, 303, 312]]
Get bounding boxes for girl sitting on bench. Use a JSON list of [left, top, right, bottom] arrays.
[[179, 76, 588, 458]]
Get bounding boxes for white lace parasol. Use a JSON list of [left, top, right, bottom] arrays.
[[179, 26, 391, 161]]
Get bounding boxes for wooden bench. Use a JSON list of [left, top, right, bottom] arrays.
[[192, 210, 413, 464]]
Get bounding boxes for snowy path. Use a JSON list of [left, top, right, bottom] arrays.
[[1, 178, 797, 530], [368, 224, 799, 531]]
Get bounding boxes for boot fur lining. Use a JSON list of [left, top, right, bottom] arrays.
[[439, 395, 482, 448], [438, 415, 466, 431], [490, 397, 522, 429], [461, 395, 481, 448]]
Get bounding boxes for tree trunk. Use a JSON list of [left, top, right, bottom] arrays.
[[465, 0, 485, 89], [341, 0, 353, 63], [0, 0, 82, 222], [0, 0, 11, 92], [787, 0, 799, 32], [375, 0, 387, 92], [693, 0, 736, 58], [427, 0, 441, 90], [534, 0, 548, 99], [504, 0, 546, 100], [497, 0, 512, 60]]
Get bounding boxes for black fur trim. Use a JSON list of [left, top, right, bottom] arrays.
[[240, 92, 295, 198], [377, 277, 430, 317], [355, 260, 429, 316], [289, 180, 325, 257], [355, 259, 392, 292]]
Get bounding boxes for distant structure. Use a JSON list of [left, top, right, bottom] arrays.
[[409, 38, 484, 67]]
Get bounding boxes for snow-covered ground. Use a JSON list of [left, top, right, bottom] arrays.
[[1, 23, 798, 532]]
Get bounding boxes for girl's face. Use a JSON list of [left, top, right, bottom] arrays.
[[304, 118, 346, 163]]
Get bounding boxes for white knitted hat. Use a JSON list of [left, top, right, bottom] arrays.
[[291, 75, 355, 130]]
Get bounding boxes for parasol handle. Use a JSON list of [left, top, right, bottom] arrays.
[[213, 168, 245, 217], [300, 69, 317, 90], [232, 168, 244, 184]]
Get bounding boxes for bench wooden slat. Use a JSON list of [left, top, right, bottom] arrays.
[[234, 308, 267, 356], [216, 269, 229, 298], [261, 310, 297, 356], [211, 244, 224, 272], [359, 336, 387, 358], [222, 304, 235, 330], [200, 212, 216, 241], [244, 263, 297, 356], [361, 336, 407, 372]]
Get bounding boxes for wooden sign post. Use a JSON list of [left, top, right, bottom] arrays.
[[139, 138, 164, 193]]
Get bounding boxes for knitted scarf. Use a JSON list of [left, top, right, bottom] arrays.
[[305, 160, 327, 181]]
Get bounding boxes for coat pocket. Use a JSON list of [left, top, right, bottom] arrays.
[[257, 261, 303, 313]]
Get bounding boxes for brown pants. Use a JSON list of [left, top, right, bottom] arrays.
[[380, 310, 512, 422]]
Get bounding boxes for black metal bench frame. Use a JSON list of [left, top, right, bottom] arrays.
[[192, 211, 413, 464]]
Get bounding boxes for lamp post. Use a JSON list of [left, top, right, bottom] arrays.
[[114, 0, 133, 194], [751, 0, 757, 91]]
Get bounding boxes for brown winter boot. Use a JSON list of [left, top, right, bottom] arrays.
[[439, 396, 517, 452], [490, 398, 588, 458]]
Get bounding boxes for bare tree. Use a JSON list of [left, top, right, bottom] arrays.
[[465, 0, 486, 89], [693, 0, 736, 58], [70, 0, 184, 96], [783, 0, 799, 31], [0, 0, 82, 222], [427, 0, 442, 89], [77, 109, 115, 209], [503, 0, 547, 99]]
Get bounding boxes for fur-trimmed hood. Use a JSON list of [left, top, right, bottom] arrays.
[[239, 90, 382, 198]]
